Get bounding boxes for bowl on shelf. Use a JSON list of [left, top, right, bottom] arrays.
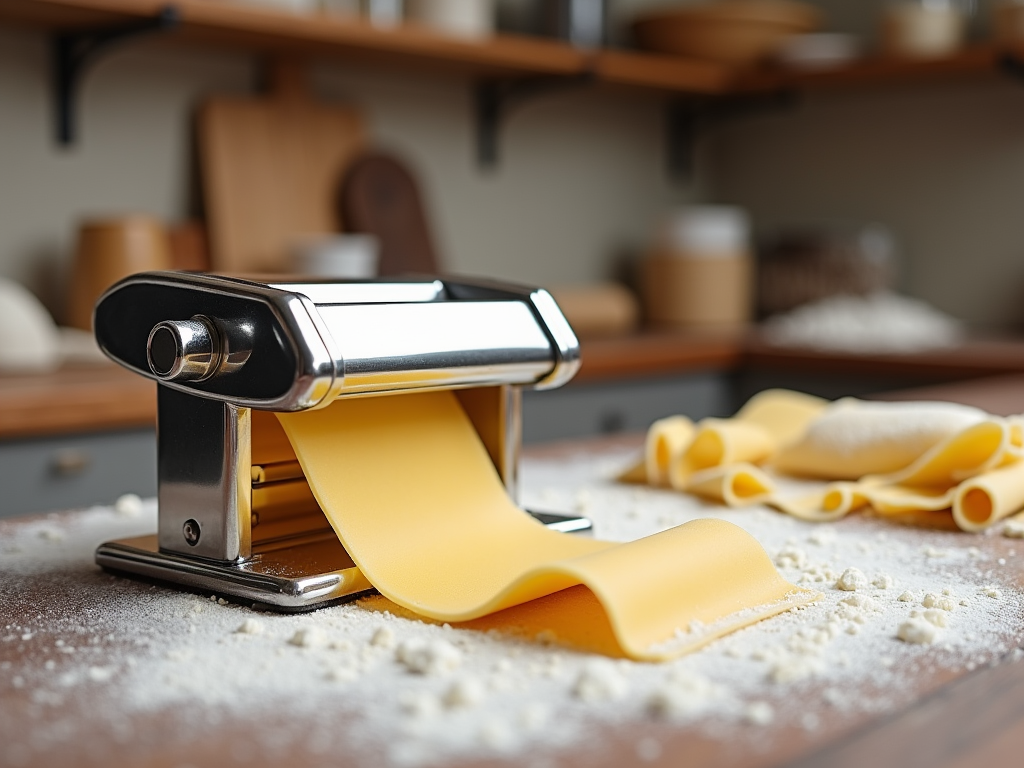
[[631, 0, 820, 66]]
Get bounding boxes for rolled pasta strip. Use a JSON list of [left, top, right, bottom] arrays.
[[769, 482, 867, 523], [668, 419, 775, 490], [861, 485, 955, 516], [685, 463, 775, 507], [734, 388, 828, 447], [644, 415, 695, 487], [1002, 417, 1024, 462], [616, 459, 647, 485], [866, 419, 1009, 489], [953, 459, 1024, 532]]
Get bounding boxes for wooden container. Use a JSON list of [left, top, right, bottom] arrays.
[[880, 3, 965, 59], [641, 251, 753, 329], [406, 0, 494, 38], [67, 217, 172, 331], [631, 0, 819, 65]]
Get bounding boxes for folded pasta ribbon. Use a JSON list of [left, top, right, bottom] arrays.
[[623, 390, 1024, 532]]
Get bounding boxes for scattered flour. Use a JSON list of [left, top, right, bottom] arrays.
[[922, 593, 957, 612], [744, 701, 775, 726], [1, 450, 1023, 768], [1003, 519, 1024, 539], [371, 626, 396, 649], [113, 493, 143, 518], [646, 669, 720, 720], [920, 609, 949, 629], [288, 628, 325, 649], [396, 639, 462, 676], [442, 677, 485, 709], [835, 567, 869, 591], [872, 573, 894, 590], [775, 545, 807, 570], [235, 618, 264, 636], [572, 660, 629, 703], [897, 617, 941, 645]]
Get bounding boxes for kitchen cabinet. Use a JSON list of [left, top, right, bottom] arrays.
[[523, 370, 732, 444], [0, 364, 156, 517], [0, 427, 156, 518]]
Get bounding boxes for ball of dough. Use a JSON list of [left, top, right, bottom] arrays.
[[0, 277, 60, 372]]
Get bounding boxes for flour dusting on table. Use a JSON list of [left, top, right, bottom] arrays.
[[2, 445, 1023, 767]]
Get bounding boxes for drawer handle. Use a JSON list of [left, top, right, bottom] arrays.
[[50, 450, 91, 477]]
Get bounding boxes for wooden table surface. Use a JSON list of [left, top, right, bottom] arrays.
[[4, 374, 1024, 767]]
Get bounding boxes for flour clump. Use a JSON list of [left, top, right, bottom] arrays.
[[835, 567, 868, 591], [396, 638, 462, 675], [572, 660, 628, 702], [897, 617, 940, 644]]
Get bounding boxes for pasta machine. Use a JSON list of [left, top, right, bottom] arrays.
[[92, 272, 591, 611]]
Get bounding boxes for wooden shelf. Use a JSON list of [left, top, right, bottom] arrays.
[[591, 49, 734, 95], [737, 44, 1014, 94], [3, 0, 1019, 138], [0, 0, 734, 93], [0, 0, 590, 79]]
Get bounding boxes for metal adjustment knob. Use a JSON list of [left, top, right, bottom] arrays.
[[147, 317, 220, 382]]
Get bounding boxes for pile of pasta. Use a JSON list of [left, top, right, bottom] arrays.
[[621, 390, 1024, 532]]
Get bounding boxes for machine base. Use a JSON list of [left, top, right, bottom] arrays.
[[96, 511, 593, 612]]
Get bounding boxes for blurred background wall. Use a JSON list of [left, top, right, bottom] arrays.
[[2, 0, 1024, 326]]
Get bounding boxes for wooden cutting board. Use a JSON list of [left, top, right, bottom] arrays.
[[339, 152, 440, 276], [199, 60, 366, 273]]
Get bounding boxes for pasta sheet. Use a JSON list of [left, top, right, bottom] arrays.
[[276, 390, 816, 661]]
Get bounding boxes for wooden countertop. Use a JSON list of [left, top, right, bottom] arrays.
[[742, 335, 1024, 383], [7, 333, 1024, 439], [577, 332, 1024, 384], [4, 374, 1024, 767], [0, 362, 156, 440], [573, 329, 745, 383]]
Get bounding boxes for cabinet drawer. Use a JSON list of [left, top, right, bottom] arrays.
[[0, 429, 156, 519], [522, 372, 732, 444]]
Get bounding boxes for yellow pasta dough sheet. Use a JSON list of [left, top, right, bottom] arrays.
[[626, 390, 1024, 533], [276, 390, 816, 661]]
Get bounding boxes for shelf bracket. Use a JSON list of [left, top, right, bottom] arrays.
[[52, 5, 180, 146], [666, 89, 799, 182], [998, 53, 1024, 86], [474, 72, 593, 169]]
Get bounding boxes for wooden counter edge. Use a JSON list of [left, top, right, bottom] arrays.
[[573, 332, 745, 383], [0, 365, 156, 441], [8, 333, 1024, 439]]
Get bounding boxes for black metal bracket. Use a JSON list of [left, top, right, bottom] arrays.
[[666, 89, 799, 182], [52, 5, 179, 146], [474, 72, 594, 168], [998, 53, 1024, 85]]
